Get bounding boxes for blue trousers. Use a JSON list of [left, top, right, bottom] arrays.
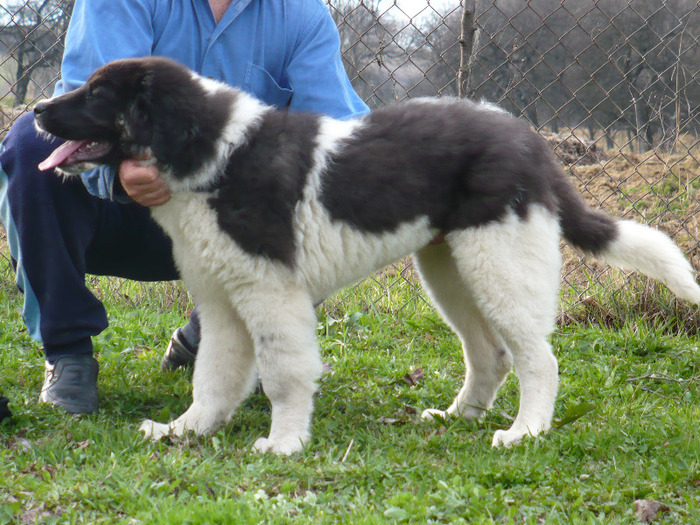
[[0, 113, 179, 360]]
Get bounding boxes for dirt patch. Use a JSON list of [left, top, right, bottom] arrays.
[[543, 131, 607, 166]]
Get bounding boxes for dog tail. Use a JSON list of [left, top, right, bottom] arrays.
[[554, 177, 700, 303]]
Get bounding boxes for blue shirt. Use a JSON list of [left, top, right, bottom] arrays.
[[55, 0, 369, 200]]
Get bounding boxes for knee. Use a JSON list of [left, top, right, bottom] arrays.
[[1, 113, 84, 203], [4, 111, 37, 139], [494, 346, 514, 377], [4, 111, 44, 151], [1, 111, 62, 185]]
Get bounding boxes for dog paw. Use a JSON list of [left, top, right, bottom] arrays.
[[492, 427, 541, 448], [491, 429, 521, 448], [492, 422, 549, 448], [421, 408, 452, 422], [139, 419, 172, 441], [252, 436, 304, 455]]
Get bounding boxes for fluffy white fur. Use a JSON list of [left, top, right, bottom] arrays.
[[600, 220, 700, 303], [419, 207, 561, 446]]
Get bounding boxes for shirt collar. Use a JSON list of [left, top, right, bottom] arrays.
[[202, 0, 255, 38]]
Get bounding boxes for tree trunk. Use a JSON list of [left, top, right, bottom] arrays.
[[14, 55, 30, 106], [458, 1, 478, 99]]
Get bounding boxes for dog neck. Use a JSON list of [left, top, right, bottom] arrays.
[[161, 81, 270, 194]]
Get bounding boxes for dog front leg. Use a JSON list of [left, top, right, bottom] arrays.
[[238, 290, 322, 455], [140, 301, 257, 440]]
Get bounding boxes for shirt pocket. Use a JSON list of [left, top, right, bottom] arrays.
[[242, 63, 294, 108]]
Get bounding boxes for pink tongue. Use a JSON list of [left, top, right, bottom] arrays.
[[38, 140, 90, 171]]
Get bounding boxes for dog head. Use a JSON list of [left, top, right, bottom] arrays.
[[35, 57, 235, 181]]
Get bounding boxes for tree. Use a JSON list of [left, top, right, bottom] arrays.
[[328, 0, 402, 107], [4, 0, 74, 105], [328, 1, 461, 106], [409, 0, 700, 151]]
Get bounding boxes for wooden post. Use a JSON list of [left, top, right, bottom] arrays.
[[458, 0, 478, 98]]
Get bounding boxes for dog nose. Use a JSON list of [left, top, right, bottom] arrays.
[[34, 100, 49, 115]]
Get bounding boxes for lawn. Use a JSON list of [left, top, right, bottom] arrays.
[[0, 263, 698, 524]]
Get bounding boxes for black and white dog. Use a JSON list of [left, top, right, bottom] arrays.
[[34, 57, 700, 453]]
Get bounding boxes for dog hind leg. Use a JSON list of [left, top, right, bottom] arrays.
[[415, 243, 513, 422], [235, 288, 322, 455], [447, 207, 562, 447], [140, 299, 257, 440]]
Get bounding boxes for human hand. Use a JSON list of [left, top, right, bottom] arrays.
[[118, 159, 171, 207]]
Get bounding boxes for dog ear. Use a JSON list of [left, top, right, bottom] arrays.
[[149, 98, 202, 175], [123, 92, 154, 146], [151, 110, 198, 155], [150, 105, 198, 164]]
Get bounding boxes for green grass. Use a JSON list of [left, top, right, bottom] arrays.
[[0, 262, 698, 523], [615, 166, 700, 217], [559, 272, 700, 334]]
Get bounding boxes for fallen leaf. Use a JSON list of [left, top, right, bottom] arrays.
[[377, 416, 404, 425], [75, 439, 92, 449], [402, 367, 424, 386], [384, 507, 410, 520], [19, 505, 56, 525], [634, 499, 669, 523], [14, 438, 32, 453], [133, 344, 150, 356]]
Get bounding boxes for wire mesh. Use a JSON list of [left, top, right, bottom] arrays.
[[1, 0, 699, 317]]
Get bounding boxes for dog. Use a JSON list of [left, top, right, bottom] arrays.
[[34, 57, 700, 453]]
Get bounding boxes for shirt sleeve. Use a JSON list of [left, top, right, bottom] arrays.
[[285, 1, 369, 120], [54, 0, 155, 202]]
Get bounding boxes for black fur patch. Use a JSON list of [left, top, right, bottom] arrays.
[[320, 101, 560, 234], [319, 100, 617, 252], [552, 175, 618, 253], [34, 57, 235, 178], [207, 111, 320, 265]]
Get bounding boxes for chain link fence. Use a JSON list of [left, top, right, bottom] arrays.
[[1, 0, 699, 320]]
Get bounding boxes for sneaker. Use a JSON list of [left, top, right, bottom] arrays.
[[0, 395, 11, 422], [161, 328, 197, 371], [40, 355, 99, 414]]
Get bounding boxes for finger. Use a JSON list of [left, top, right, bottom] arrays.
[[136, 188, 172, 207], [128, 180, 166, 195], [124, 184, 166, 202], [122, 168, 161, 187], [120, 159, 160, 178], [144, 194, 171, 207]]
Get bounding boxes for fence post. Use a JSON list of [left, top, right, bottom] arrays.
[[458, 0, 478, 99]]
